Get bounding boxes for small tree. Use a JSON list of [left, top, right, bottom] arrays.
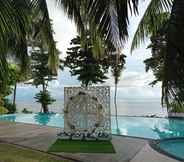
[[64, 36, 109, 87], [9, 64, 29, 107], [30, 42, 56, 113], [0, 64, 19, 113], [34, 90, 55, 113]]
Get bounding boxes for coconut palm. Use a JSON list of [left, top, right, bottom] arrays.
[[0, 0, 142, 77], [110, 52, 126, 132], [57, 0, 139, 51], [131, 0, 184, 107], [0, 0, 59, 83]]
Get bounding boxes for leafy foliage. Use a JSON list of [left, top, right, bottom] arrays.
[[22, 108, 32, 114], [30, 41, 56, 113], [110, 53, 126, 131], [3, 98, 16, 113], [58, 0, 139, 51], [64, 36, 110, 87], [169, 102, 184, 113], [0, 106, 9, 114], [144, 16, 168, 87], [110, 54, 126, 85], [0, 0, 59, 90], [131, 0, 172, 51], [132, 0, 184, 108], [0, 64, 22, 113], [162, 0, 184, 106], [34, 91, 55, 112]]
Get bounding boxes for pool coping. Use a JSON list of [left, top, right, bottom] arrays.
[[3, 112, 184, 119], [0, 119, 157, 141], [149, 138, 184, 162], [1, 113, 184, 141]]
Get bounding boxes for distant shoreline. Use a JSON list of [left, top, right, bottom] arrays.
[[15, 100, 167, 117]]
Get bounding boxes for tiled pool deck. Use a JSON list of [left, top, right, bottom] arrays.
[[0, 121, 180, 162]]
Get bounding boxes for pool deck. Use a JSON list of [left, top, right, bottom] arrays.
[[0, 121, 180, 162]]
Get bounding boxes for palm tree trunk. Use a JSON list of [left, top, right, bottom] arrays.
[[114, 83, 119, 131], [41, 82, 49, 113], [42, 104, 49, 113], [13, 82, 17, 106]]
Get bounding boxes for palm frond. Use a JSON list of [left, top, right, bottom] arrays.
[[0, 0, 31, 81], [57, 0, 85, 33], [131, 0, 172, 52], [88, 0, 138, 50], [31, 0, 59, 74], [162, 0, 184, 106], [57, 0, 138, 50]]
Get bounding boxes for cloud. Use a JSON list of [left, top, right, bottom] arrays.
[[46, 0, 77, 57], [16, 0, 162, 103]]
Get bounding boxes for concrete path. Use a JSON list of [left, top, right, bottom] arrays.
[[0, 121, 180, 162]]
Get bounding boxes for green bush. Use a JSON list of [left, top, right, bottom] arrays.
[[0, 106, 9, 114], [34, 90, 55, 113], [22, 108, 32, 114], [169, 102, 184, 113], [3, 99, 16, 113], [35, 91, 55, 106]]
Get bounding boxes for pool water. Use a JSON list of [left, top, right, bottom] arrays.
[[159, 139, 184, 160], [0, 113, 184, 139]]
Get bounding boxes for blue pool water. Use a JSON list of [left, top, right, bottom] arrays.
[[0, 113, 184, 139], [159, 139, 184, 160]]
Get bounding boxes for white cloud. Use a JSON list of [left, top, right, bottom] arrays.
[[16, 1, 162, 102], [46, 0, 77, 58]]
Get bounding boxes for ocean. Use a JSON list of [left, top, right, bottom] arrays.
[[12, 69, 167, 117], [16, 100, 167, 116], [14, 90, 167, 117]]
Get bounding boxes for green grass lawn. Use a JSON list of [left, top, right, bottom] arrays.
[[48, 139, 116, 153], [0, 143, 69, 162]]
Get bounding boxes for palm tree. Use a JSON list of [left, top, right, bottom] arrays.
[[10, 65, 29, 106], [0, 0, 141, 78], [0, 0, 29, 84], [0, 0, 59, 83], [110, 52, 126, 132], [131, 0, 184, 107], [58, 0, 139, 51]]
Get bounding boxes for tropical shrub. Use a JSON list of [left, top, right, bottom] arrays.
[[64, 35, 110, 87], [3, 98, 16, 113], [0, 106, 9, 114], [34, 91, 55, 113], [169, 102, 184, 113], [30, 40, 58, 113], [22, 108, 32, 114]]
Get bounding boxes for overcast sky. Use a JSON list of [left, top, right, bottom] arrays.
[[16, 0, 162, 102]]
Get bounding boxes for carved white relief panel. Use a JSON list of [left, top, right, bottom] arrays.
[[64, 86, 111, 139]]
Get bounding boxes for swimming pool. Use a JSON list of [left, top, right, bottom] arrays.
[[158, 138, 184, 161], [0, 113, 184, 139]]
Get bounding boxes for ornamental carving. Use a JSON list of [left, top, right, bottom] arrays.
[[59, 86, 111, 140]]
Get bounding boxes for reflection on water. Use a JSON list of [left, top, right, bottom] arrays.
[[0, 114, 184, 139], [34, 113, 53, 125], [152, 119, 184, 139]]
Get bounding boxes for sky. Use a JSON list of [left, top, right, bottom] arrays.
[[46, 0, 162, 99], [15, 0, 162, 102]]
